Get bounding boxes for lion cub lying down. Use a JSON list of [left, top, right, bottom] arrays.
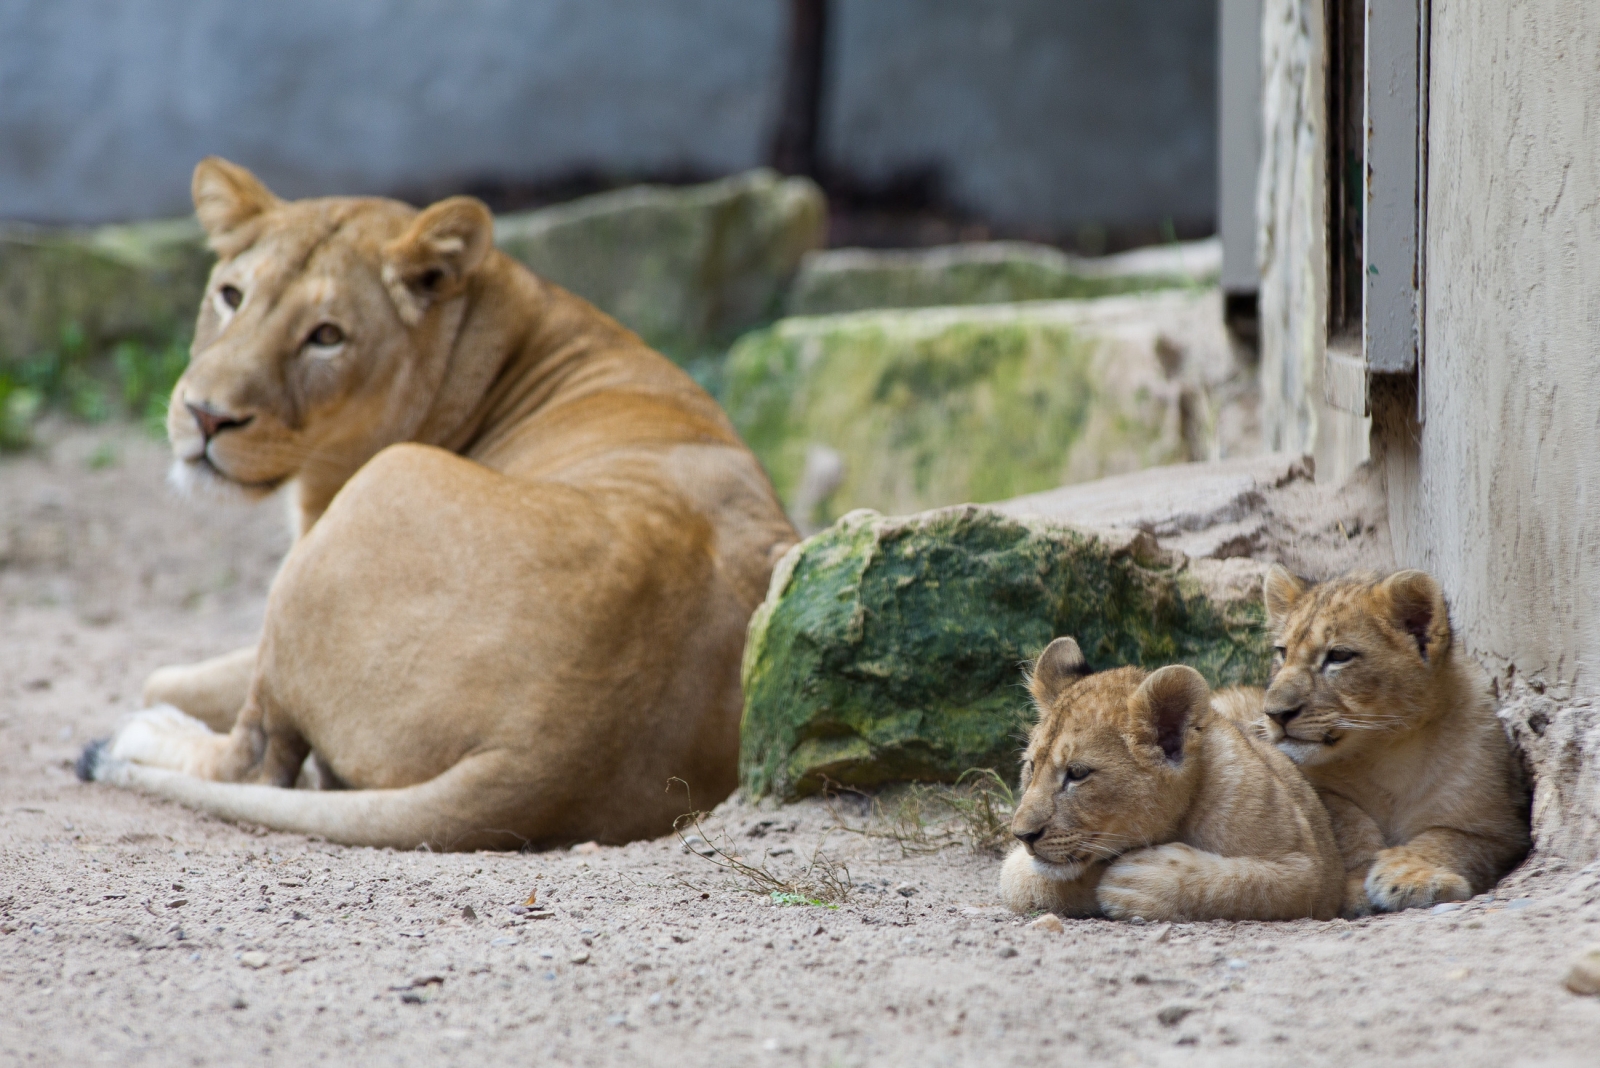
[[1001, 637, 1343, 922], [1257, 567, 1529, 914]]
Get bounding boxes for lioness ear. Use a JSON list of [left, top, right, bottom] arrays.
[[1263, 565, 1309, 634], [1380, 569, 1451, 662], [381, 196, 494, 326], [192, 157, 281, 257], [1132, 665, 1210, 764], [1029, 637, 1091, 706]]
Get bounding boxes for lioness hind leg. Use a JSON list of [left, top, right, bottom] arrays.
[[1098, 843, 1332, 921], [88, 697, 307, 788], [142, 645, 259, 732]]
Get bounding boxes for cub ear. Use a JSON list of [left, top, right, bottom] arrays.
[[1380, 569, 1451, 662], [192, 157, 281, 257], [1132, 665, 1210, 764], [1263, 565, 1309, 633], [381, 196, 494, 326], [1029, 636, 1091, 706]]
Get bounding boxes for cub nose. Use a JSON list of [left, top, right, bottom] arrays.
[[1013, 828, 1043, 847], [185, 401, 252, 442], [1266, 706, 1303, 729]]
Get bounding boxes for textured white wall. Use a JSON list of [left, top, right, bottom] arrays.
[[1394, 0, 1600, 693]]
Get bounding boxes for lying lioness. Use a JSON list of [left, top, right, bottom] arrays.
[[79, 158, 797, 849], [1001, 637, 1343, 921]]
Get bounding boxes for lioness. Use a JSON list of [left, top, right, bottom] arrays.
[[78, 158, 797, 849], [1258, 567, 1530, 914], [1001, 637, 1343, 922]]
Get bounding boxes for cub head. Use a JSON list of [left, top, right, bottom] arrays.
[[1260, 566, 1454, 766], [168, 157, 495, 506], [1010, 637, 1212, 879]]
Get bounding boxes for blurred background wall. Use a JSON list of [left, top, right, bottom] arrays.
[[0, 0, 1217, 241]]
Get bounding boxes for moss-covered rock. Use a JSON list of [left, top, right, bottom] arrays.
[[723, 290, 1237, 528], [785, 238, 1220, 317], [497, 169, 825, 365], [0, 218, 212, 371], [739, 507, 1273, 800]]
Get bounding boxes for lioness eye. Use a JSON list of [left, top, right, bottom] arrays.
[[307, 324, 345, 348], [219, 284, 243, 309], [1064, 764, 1092, 784]]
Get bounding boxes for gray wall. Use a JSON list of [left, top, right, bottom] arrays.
[[0, 0, 1217, 232], [0, 0, 786, 223], [825, 0, 1218, 232]]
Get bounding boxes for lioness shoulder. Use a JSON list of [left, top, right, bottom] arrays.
[[1258, 567, 1530, 915], [1000, 637, 1343, 922]]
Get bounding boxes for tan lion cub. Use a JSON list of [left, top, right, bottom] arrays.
[[1001, 638, 1343, 922], [1259, 568, 1530, 915]]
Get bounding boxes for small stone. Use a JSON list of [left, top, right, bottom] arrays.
[[1564, 945, 1600, 996], [1128, 915, 1147, 925], [1429, 903, 1460, 915], [1152, 924, 1172, 943], [681, 835, 716, 857], [997, 945, 1019, 959], [1226, 958, 1247, 970], [1158, 1004, 1197, 1027], [230, 997, 248, 1010], [894, 883, 918, 898], [570, 950, 591, 965], [1446, 967, 1471, 981], [570, 841, 602, 854], [461, 905, 477, 921], [1028, 914, 1064, 934], [166, 899, 187, 909], [238, 951, 269, 969]]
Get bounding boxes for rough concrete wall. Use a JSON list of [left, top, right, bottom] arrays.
[[1385, 0, 1600, 863], [0, 0, 784, 223], [1254, 0, 1368, 484], [823, 0, 1218, 233]]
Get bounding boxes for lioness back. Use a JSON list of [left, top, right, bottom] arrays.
[[1002, 638, 1343, 922], [1261, 567, 1530, 914]]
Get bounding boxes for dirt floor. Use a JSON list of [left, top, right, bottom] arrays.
[[3, 423, 1600, 1068]]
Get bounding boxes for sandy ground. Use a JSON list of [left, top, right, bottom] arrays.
[[3, 423, 1600, 1068]]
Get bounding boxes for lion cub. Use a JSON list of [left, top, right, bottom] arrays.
[[1258, 568, 1530, 915], [1001, 638, 1343, 922]]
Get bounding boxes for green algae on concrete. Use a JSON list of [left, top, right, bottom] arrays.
[[723, 292, 1225, 527], [785, 239, 1220, 317], [496, 169, 825, 365], [739, 506, 1272, 801]]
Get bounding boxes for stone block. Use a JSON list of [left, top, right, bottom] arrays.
[[723, 288, 1251, 531], [785, 238, 1219, 317], [739, 506, 1273, 800], [496, 169, 825, 361]]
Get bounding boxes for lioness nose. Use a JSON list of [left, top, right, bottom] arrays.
[[1267, 706, 1302, 728], [1014, 828, 1043, 846], [186, 401, 252, 442]]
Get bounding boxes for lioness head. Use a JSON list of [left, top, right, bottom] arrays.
[[168, 157, 495, 509], [1260, 567, 1454, 766], [1010, 638, 1212, 880]]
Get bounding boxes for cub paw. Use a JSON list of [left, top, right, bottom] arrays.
[[1098, 843, 1201, 921], [1364, 851, 1472, 912], [1340, 871, 1376, 918], [999, 846, 1102, 917]]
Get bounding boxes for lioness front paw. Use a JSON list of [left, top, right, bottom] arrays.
[[1364, 850, 1472, 912], [105, 704, 218, 774], [1098, 843, 1203, 921]]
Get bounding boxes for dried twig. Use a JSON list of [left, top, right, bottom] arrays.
[[667, 779, 851, 905]]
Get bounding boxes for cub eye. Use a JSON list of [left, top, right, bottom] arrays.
[[1272, 645, 1287, 660], [1063, 764, 1093, 784], [1324, 648, 1358, 667], [219, 284, 243, 309], [307, 323, 345, 348]]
